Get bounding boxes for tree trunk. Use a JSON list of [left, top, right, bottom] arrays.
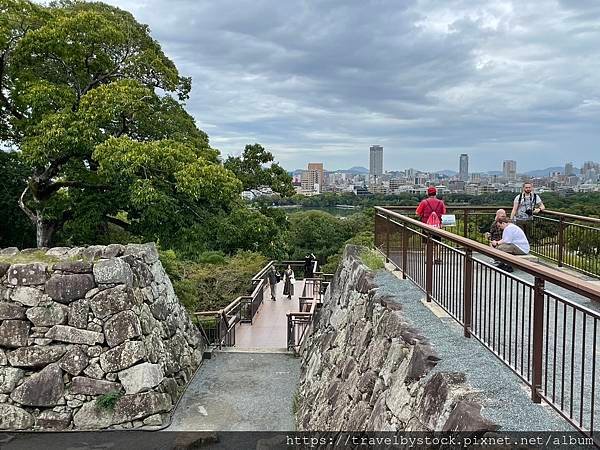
[[36, 218, 55, 248]]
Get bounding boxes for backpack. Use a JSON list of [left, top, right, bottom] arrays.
[[426, 211, 441, 228], [424, 199, 442, 228]]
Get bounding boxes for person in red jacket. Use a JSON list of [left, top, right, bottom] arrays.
[[416, 186, 446, 264], [416, 186, 447, 224]]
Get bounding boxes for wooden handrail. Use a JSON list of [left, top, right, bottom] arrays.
[[376, 207, 600, 301], [384, 204, 600, 225], [193, 310, 221, 317], [540, 210, 600, 224]]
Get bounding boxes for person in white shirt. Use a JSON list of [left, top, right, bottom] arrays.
[[491, 217, 530, 255]]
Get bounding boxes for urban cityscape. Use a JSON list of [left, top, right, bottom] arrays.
[[286, 145, 600, 197]]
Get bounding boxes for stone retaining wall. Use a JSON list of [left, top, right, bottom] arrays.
[[296, 245, 497, 432], [0, 243, 204, 430]]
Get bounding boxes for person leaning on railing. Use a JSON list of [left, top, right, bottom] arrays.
[[490, 217, 531, 273], [416, 186, 447, 264], [510, 181, 545, 237]]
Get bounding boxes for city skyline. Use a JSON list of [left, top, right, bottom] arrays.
[[290, 154, 593, 175], [99, 1, 600, 172]]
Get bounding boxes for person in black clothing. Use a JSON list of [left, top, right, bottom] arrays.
[[267, 266, 279, 301], [304, 253, 316, 278]]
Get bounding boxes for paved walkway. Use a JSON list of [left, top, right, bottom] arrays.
[[167, 351, 299, 431], [235, 280, 304, 349]]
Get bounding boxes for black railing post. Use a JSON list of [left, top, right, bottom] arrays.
[[463, 209, 469, 238], [463, 248, 473, 338], [286, 314, 293, 351], [557, 216, 565, 267], [532, 276, 545, 403], [425, 235, 433, 302], [401, 224, 408, 279]]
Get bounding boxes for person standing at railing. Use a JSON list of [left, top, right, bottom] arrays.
[[510, 182, 545, 237], [416, 186, 446, 264], [491, 217, 530, 272], [283, 265, 295, 299], [304, 253, 316, 278], [267, 266, 280, 301]]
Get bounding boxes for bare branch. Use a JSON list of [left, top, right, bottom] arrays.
[[18, 186, 37, 223]]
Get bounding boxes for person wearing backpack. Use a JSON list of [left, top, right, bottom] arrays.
[[416, 186, 446, 264], [510, 182, 545, 237]]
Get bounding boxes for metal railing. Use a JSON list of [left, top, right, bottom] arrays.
[[287, 275, 331, 354], [375, 207, 600, 443], [384, 205, 600, 279]]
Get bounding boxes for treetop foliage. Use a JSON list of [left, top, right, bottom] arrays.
[[224, 143, 294, 197]]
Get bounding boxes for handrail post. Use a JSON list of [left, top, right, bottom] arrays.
[[557, 217, 565, 267], [385, 216, 390, 263], [286, 313, 292, 351], [463, 249, 473, 338], [531, 276, 545, 403], [425, 235, 433, 302], [463, 209, 469, 238], [401, 224, 408, 279]]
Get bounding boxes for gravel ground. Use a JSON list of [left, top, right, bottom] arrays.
[[374, 269, 575, 432]]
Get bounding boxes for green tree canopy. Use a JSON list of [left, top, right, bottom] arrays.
[[288, 210, 353, 262], [224, 143, 294, 197], [0, 0, 235, 247]]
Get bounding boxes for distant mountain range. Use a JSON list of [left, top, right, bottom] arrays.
[[523, 166, 580, 177], [291, 165, 580, 177], [291, 166, 369, 175]]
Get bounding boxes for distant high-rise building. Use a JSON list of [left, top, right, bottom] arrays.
[[459, 154, 469, 181], [369, 145, 384, 182], [300, 163, 324, 194], [503, 160, 517, 180], [564, 162, 574, 177]]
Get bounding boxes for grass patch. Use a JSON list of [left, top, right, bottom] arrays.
[[360, 247, 385, 270], [95, 391, 122, 410], [0, 250, 61, 265]]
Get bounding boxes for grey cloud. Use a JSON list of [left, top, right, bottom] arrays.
[[97, 0, 600, 171]]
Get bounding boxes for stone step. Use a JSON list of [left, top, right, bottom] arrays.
[[215, 347, 293, 355]]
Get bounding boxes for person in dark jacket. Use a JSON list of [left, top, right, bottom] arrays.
[[267, 266, 279, 301], [304, 253, 316, 278]]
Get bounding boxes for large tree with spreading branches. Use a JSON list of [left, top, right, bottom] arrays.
[[0, 0, 241, 247]]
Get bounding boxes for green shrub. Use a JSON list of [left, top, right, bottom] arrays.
[[159, 249, 267, 313]]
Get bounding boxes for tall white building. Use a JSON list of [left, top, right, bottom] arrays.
[[459, 154, 469, 181], [503, 160, 517, 180], [369, 145, 383, 182]]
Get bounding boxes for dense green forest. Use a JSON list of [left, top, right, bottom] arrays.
[[1, 0, 598, 312]]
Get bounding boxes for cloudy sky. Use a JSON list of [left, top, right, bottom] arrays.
[[100, 0, 600, 173]]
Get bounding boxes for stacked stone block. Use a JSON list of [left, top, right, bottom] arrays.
[[0, 243, 204, 430], [297, 245, 496, 432]]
